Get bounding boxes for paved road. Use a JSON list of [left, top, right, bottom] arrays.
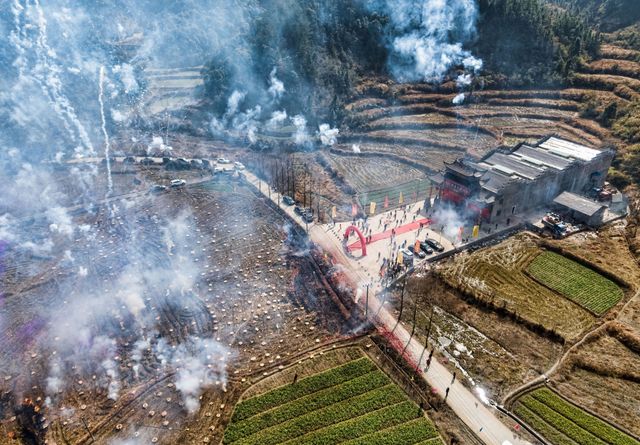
[[63, 157, 532, 445], [242, 169, 532, 445]]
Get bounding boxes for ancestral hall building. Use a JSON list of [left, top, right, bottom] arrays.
[[430, 136, 614, 224]]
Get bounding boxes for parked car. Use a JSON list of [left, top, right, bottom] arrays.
[[282, 195, 295, 206], [170, 179, 186, 187], [123, 156, 136, 164], [399, 248, 414, 265], [234, 161, 245, 170], [294, 205, 304, 216], [149, 184, 167, 194], [165, 158, 191, 171], [419, 241, 434, 255], [407, 245, 426, 259], [302, 211, 314, 223], [424, 237, 445, 252], [217, 157, 231, 164], [139, 157, 155, 166]]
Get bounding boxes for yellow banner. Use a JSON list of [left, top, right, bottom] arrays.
[[331, 206, 337, 219], [397, 250, 404, 264], [472, 225, 479, 238], [370, 201, 376, 215], [399, 192, 404, 205], [414, 239, 421, 254]]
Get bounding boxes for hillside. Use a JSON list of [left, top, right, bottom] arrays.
[[553, 0, 640, 32]]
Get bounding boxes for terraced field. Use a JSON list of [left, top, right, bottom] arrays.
[[527, 251, 624, 315], [341, 89, 609, 172], [514, 387, 639, 445], [439, 235, 595, 341], [325, 153, 425, 192], [339, 42, 640, 178], [143, 66, 204, 115], [223, 357, 442, 445]]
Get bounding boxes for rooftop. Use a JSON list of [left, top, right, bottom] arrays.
[[538, 137, 601, 162], [553, 191, 606, 217], [480, 151, 545, 181], [512, 144, 573, 171], [480, 169, 515, 194], [444, 159, 483, 178]]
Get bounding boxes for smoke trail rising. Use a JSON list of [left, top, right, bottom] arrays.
[[30, 0, 95, 157], [98, 66, 113, 195], [369, 0, 482, 82]]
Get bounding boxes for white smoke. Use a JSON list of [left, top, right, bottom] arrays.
[[456, 73, 473, 88], [209, 90, 263, 142], [147, 136, 172, 155], [171, 338, 229, 414], [292, 115, 310, 145], [9, 0, 95, 157], [318, 123, 339, 146], [112, 64, 139, 94], [46, 206, 75, 237], [267, 110, 288, 128], [226, 90, 246, 117], [98, 66, 113, 195], [433, 205, 466, 241], [370, 0, 483, 82], [268, 67, 285, 101], [452, 93, 466, 105]]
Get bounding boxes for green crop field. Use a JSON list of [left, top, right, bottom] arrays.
[[358, 178, 433, 210], [514, 388, 639, 445], [527, 251, 623, 315], [223, 357, 441, 445]]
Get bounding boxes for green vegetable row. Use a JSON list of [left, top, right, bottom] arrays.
[[528, 252, 622, 315], [231, 358, 376, 422], [224, 370, 390, 443], [530, 388, 639, 445], [231, 384, 406, 445], [515, 403, 580, 445], [283, 401, 420, 445], [341, 417, 438, 445], [520, 395, 608, 445]]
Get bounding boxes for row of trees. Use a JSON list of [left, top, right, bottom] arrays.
[[243, 152, 330, 218]]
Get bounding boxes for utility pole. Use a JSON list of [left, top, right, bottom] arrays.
[[399, 275, 406, 319], [365, 284, 369, 318], [402, 299, 418, 355], [393, 276, 406, 333], [426, 304, 434, 345]]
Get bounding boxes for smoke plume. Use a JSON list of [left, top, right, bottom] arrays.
[[368, 0, 482, 82]]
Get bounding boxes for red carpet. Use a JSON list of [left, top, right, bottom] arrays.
[[348, 217, 431, 250]]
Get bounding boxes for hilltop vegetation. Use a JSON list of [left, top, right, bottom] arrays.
[[201, 0, 599, 118], [552, 0, 640, 32], [203, 0, 388, 121], [476, 0, 599, 85]]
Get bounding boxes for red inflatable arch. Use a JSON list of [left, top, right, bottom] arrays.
[[343, 225, 367, 256]]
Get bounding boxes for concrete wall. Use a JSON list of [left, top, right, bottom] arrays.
[[487, 150, 614, 224]]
